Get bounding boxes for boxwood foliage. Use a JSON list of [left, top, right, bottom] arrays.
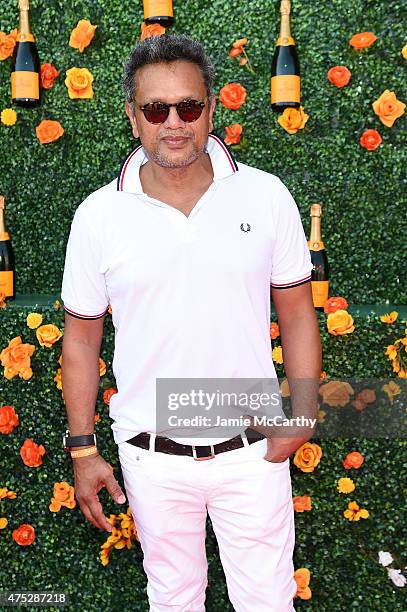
[[0, 0, 406, 303], [0, 305, 405, 611]]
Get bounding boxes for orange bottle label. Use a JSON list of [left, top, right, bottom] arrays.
[[0, 271, 14, 297], [16, 33, 35, 42], [311, 280, 329, 308], [271, 74, 300, 104], [307, 240, 325, 251], [11, 71, 39, 100], [143, 0, 173, 18]]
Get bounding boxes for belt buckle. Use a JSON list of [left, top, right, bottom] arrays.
[[192, 444, 216, 461]]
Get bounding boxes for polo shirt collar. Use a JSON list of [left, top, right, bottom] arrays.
[[117, 133, 239, 193]]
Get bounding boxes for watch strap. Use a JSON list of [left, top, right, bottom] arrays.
[[63, 431, 96, 449]]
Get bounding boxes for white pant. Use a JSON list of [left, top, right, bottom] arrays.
[[118, 435, 297, 612]]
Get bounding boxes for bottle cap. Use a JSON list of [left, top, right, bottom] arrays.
[[310, 203, 322, 217]]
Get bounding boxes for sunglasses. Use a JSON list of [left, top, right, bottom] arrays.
[[138, 98, 206, 124]]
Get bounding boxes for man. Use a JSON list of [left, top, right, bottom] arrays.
[[61, 34, 321, 612]]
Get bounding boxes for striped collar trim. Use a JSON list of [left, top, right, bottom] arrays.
[[117, 133, 238, 193]]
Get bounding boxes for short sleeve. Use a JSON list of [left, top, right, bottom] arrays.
[[270, 179, 313, 289], [61, 206, 109, 319]]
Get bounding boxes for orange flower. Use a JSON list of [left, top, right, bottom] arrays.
[[140, 22, 166, 40], [0, 292, 6, 308], [270, 322, 280, 340], [224, 123, 243, 145], [293, 495, 311, 512], [294, 568, 312, 600], [359, 129, 382, 151], [349, 32, 377, 49], [278, 106, 309, 134], [20, 438, 46, 467], [54, 367, 62, 391], [343, 451, 364, 470], [65, 67, 94, 99], [36, 324, 63, 348], [337, 477, 355, 493], [0, 336, 35, 378], [49, 481, 76, 512], [327, 66, 351, 88], [323, 296, 348, 314], [372, 90, 406, 128], [327, 309, 355, 335], [294, 442, 322, 473], [219, 83, 247, 110], [229, 47, 243, 58], [103, 388, 118, 406], [12, 523, 35, 546], [36, 120, 64, 145], [343, 500, 369, 521], [0, 404, 19, 435], [0, 30, 17, 61], [380, 311, 398, 324], [69, 19, 97, 53], [40, 63, 59, 89], [319, 380, 354, 407], [99, 358, 106, 376]]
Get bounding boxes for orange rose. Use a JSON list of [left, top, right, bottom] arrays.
[[372, 90, 406, 128], [224, 123, 243, 145], [270, 322, 280, 340], [36, 324, 63, 348], [219, 83, 247, 110], [326, 309, 355, 335], [319, 380, 354, 407], [343, 451, 364, 470], [323, 296, 348, 314], [0, 404, 19, 434], [140, 22, 166, 40], [357, 388, 376, 404], [49, 482, 76, 512], [278, 106, 309, 134], [20, 438, 46, 467], [294, 568, 312, 600], [0, 336, 35, 376], [40, 63, 59, 89], [103, 388, 118, 406], [12, 523, 35, 546], [359, 129, 382, 151], [35, 120, 64, 145], [65, 67, 94, 99], [293, 495, 311, 512], [0, 31, 16, 61], [349, 32, 377, 49], [69, 19, 97, 53], [327, 66, 351, 88], [294, 442, 322, 473]]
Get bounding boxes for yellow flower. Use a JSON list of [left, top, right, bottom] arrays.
[[26, 313, 43, 329], [385, 344, 398, 361], [317, 408, 326, 423], [278, 106, 309, 134], [372, 90, 406, 128], [69, 19, 97, 53], [0, 517, 8, 529], [99, 358, 106, 376], [272, 345, 283, 364], [1, 108, 17, 126], [337, 477, 355, 494], [53, 300, 61, 310], [380, 311, 398, 324], [65, 67, 94, 100], [343, 500, 369, 521], [327, 310, 355, 335], [402, 44, 407, 60], [54, 367, 62, 390], [382, 381, 401, 404], [36, 324, 63, 348]]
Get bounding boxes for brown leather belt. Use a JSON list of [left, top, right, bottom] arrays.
[[125, 428, 265, 461]]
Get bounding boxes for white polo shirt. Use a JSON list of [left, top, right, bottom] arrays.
[[61, 134, 313, 445]]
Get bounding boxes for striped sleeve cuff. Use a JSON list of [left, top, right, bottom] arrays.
[[63, 305, 108, 320], [271, 273, 312, 290]]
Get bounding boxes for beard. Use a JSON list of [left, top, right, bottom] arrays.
[[143, 138, 207, 169]]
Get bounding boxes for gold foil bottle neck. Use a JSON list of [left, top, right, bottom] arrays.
[[280, 0, 291, 15], [19, 0, 30, 10], [0, 196, 5, 210], [310, 203, 322, 217]]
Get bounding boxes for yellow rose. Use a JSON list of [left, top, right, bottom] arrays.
[[327, 309, 355, 335], [278, 106, 309, 134], [26, 313, 43, 329], [65, 67, 94, 99], [293, 442, 322, 473], [372, 90, 405, 128], [36, 324, 63, 348]]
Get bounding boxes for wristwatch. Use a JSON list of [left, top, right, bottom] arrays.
[[63, 429, 97, 452]]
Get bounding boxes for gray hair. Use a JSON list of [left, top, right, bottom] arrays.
[[123, 34, 215, 111]]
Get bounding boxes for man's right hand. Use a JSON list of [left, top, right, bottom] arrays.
[[72, 453, 127, 532]]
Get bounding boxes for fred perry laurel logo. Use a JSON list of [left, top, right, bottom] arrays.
[[240, 223, 251, 232]]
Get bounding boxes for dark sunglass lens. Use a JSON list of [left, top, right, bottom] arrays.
[[144, 104, 169, 124], [177, 101, 203, 122]]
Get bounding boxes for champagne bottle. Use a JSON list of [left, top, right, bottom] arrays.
[[143, 0, 174, 28], [11, 0, 40, 108], [308, 204, 329, 310], [271, 0, 300, 112], [0, 196, 15, 301]]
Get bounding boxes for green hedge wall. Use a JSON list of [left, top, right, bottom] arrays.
[[0, 0, 406, 302]]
